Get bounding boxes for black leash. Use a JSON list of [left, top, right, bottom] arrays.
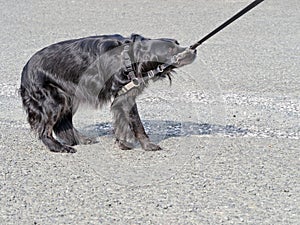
[[117, 0, 265, 96], [190, 0, 265, 50]]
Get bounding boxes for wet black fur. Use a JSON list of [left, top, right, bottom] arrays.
[[20, 34, 196, 153]]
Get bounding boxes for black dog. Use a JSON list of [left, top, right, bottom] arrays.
[[20, 34, 196, 153]]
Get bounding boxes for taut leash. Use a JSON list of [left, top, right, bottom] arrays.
[[190, 0, 265, 50]]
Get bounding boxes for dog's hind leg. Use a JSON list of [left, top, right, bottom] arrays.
[[20, 71, 76, 153], [27, 104, 76, 153], [40, 124, 76, 153], [39, 110, 77, 153], [53, 112, 78, 146], [38, 104, 76, 153], [53, 111, 97, 146]]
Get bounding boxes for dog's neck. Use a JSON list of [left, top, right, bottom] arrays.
[[117, 43, 174, 97]]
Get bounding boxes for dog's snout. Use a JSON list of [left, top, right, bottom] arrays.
[[187, 48, 197, 55]]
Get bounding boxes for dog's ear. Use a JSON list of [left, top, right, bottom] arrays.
[[131, 34, 149, 59], [157, 38, 180, 46], [129, 34, 150, 77], [130, 34, 145, 55], [99, 40, 122, 53], [130, 33, 146, 42]]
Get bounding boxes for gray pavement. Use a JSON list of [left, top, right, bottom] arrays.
[[0, 0, 299, 224]]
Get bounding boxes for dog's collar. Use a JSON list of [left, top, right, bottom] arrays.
[[122, 44, 136, 80], [117, 64, 171, 97], [117, 44, 140, 96], [117, 44, 172, 97]]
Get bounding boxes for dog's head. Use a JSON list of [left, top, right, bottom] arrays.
[[130, 34, 197, 79]]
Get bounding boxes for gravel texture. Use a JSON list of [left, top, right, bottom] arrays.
[[0, 0, 299, 224]]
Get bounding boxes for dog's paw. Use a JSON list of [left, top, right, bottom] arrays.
[[142, 142, 162, 151], [50, 145, 77, 153], [116, 139, 134, 150]]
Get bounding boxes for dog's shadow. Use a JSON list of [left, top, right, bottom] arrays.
[[82, 120, 249, 143]]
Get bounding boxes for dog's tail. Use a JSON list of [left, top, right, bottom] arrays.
[[20, 66, 70, 138], [20, 65, 40, 135]]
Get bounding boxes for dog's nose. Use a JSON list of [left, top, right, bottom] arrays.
[[190, 48, 197, 54], [187, 47, 197, 54], [187, 48, 197, 56]]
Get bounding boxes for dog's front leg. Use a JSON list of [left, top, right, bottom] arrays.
[[111, 95, 161, 151], [129, 103, 162, 151], [111, 95, 136, 150]]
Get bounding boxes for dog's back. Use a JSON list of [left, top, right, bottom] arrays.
[[20, 35, 127, 152]]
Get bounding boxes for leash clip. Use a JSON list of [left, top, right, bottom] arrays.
[[157, 65, 164, 73], [132, 78, 140, 86]]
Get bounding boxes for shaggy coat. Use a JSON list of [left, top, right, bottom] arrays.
[[20, 34, 196, 153]]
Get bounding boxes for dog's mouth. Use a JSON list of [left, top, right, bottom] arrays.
[[139, 47, 197, 83], [171, 48, 197, 67], [156, 48, 196, 82]]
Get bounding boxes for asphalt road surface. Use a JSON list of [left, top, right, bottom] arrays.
[[0, 0, 299, 224]]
